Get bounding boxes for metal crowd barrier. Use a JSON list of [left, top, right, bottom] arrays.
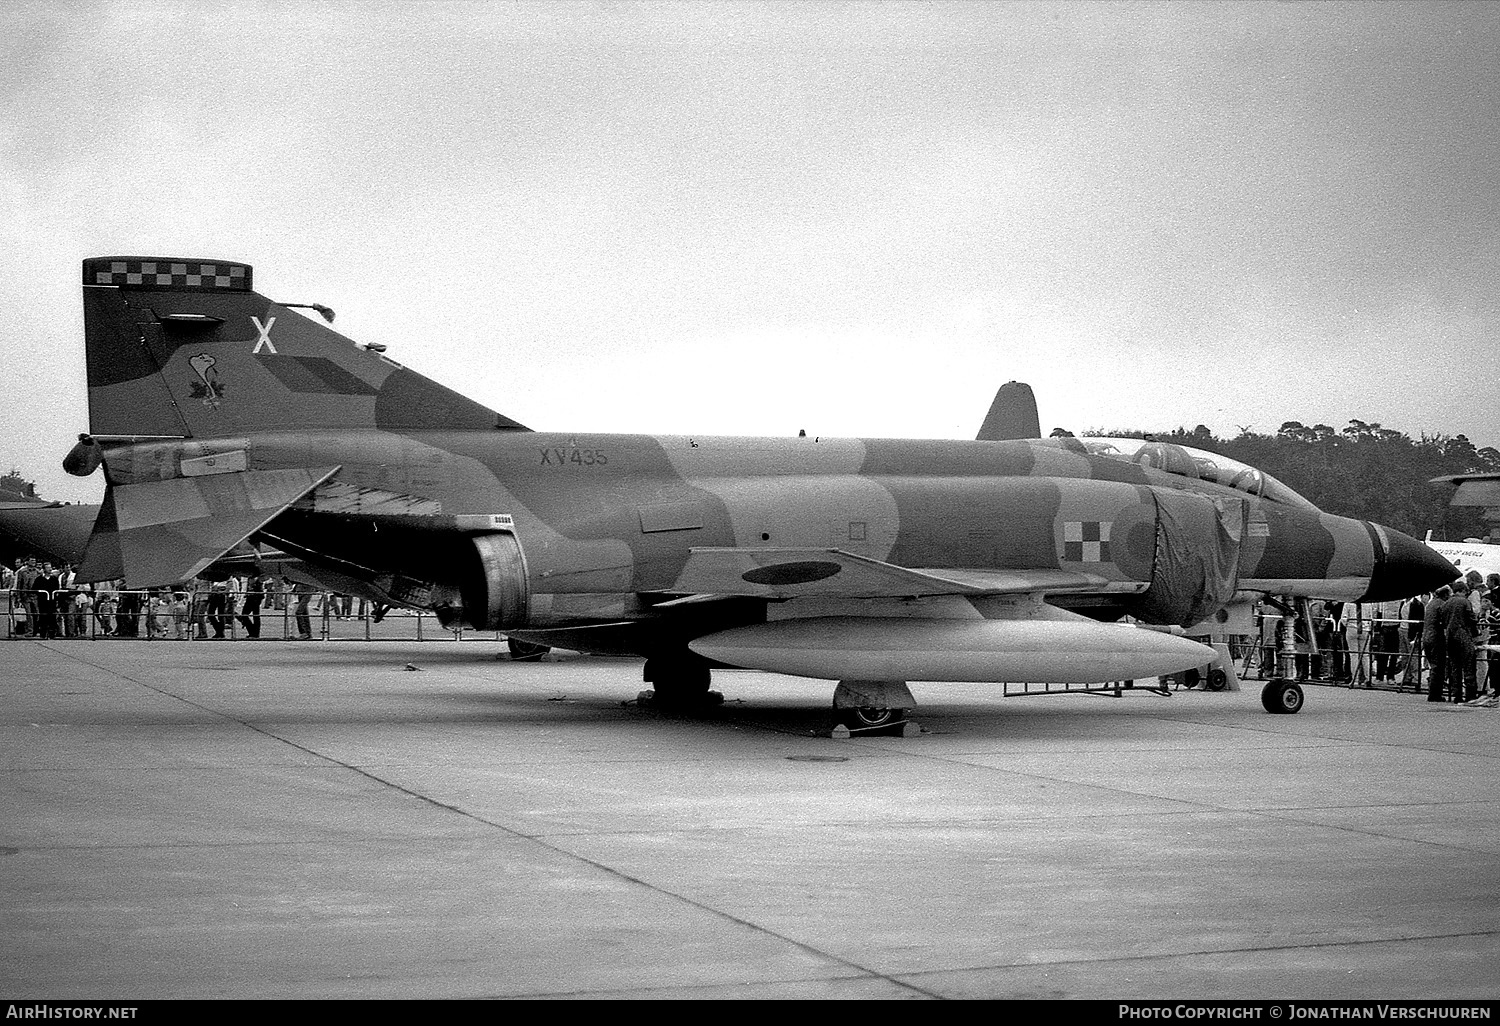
[[2, 588, 507, 644], [1240, 611, 1499, 695]]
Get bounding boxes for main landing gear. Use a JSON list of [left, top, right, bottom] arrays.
[[1260, 678, 1305, 714], [635, 659, 919, 736], [638, 654, 723, 710], [831, 680, 919, 738], [506, 637, 551, 662]]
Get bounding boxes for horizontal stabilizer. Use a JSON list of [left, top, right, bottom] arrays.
[[78, 467, 339, 586], [690, 616, 1216, 683], [672, 547, 1113, 599]]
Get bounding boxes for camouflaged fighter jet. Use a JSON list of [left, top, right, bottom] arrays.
[[63, 256, 1457, 728]]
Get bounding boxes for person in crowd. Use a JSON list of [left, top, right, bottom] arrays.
[[1366, 600, 1397, 684], [1423, 585, 1451, 702], [1443, 580, 1480, 703], [292, 581, 314, 640], [1482, 591, 1500, 705], [115, 586, 141, 637], [236, 569, 265, 639], [1, 562, 11, 636], [1467, 571, 1486, 612], [205, 577, 231, 638], [224, 575, 241, 627], [34, 561, 61, 639], [1400, 592, 1426, 691], [1326, 601, 1351, 682], [145, 589, 168, 639], [1467, 571, 1489, 693], [14, 557, 40, 637], [188, 577, 209, 639], [1308, 601, 1329, 679], [71, 583, 93, 638], [94, 580, 117, 636], [56, 564, 77, 637], [170, 590, 189, 639], [1476, 574, 1500, 695]]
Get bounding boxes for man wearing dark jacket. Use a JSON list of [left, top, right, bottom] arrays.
[[1424, 586, 1451, 702], [1444, 581, 1480, 703], [33, 562, 61, 639], [236, 570, 265, 639]]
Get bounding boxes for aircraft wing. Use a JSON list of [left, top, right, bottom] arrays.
[[669, 547, 1117, 599], [78, 467, 340, 587]]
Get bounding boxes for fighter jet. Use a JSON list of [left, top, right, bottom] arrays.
[[63, 256, 1456, 729]]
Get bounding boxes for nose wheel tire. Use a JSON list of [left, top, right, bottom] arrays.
[[1261, 679, 1304, 714]]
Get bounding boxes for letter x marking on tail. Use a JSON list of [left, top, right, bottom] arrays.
[[252, 316, 277, 354]]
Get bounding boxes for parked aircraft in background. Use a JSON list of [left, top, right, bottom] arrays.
[[1423, 534, 1500, 583], [58, 256, 1455, 729], [0, 494, 96, 567], [1427, 472, 1500, 584]]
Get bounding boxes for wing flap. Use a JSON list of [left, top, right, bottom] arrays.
[[78, 466, 340, 586]]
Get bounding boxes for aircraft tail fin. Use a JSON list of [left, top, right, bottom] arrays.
[[82, 256, 528, 439], [975, 381, 1041, 441]]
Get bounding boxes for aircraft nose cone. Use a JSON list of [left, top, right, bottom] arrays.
[[1364, 525, 1460, 602]]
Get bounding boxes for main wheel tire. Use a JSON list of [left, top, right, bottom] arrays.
[[1261, 679, 1304, 714], [833, 705, 911, 735], [507, 637, 551, 661], [644, 656, 713, 708]]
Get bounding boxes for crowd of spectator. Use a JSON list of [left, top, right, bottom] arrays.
[[1252, 569, 1500, 705], [8, 558, 1499, 709], [2, 557, 386, 641]]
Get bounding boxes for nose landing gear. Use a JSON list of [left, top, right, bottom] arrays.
[[1260, 678, 1305, 714]]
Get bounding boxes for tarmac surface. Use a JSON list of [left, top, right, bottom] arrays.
[[2, 637, 1498, 1000]]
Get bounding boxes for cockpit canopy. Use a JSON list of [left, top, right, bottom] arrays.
[[1071, 437, 1317, 511]]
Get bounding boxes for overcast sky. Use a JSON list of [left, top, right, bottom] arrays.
[[3, 0, 1498, 504]]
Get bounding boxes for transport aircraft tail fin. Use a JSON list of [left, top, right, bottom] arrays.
[[81, 256, 528, 439]]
